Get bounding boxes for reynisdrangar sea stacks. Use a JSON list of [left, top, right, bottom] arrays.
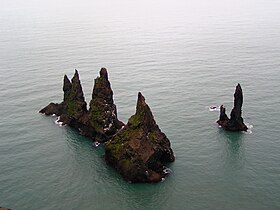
[[40, 68, 175, 183], [105, 92, 175, 183], [217, 83, 248, 131], [40, 68, 124, 142]]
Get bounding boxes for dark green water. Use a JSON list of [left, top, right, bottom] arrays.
[[1, 0, 280, 209]]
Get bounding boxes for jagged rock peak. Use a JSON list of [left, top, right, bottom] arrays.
[[70, 69, 85, 103], [63, 75, 72, 101], [40, 70, 87, 121], [217, 83, 248, 132], [231, 83, 243, 119], [136, 92, 147, 112], [91, 68, 113, 103], [40, 68, 123, 141], [105, 93, 175, 183], [100, 67, 108, 80], [129, 92, 157, 130], [63, 75, 71, 91], [218, 105, 229, 122], [89, 68, 124, 139]]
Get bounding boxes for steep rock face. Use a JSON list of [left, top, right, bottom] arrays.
[[39, 68, 123, 142], [217, 84, 248, 131], [61, 70, 88, 124], [105, 92, 175, 183], [89, 68, 124, 140], [39, 70, 87, 125]]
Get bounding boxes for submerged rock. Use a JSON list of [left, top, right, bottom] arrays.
[[39, 68, 123, 142], [217, 84, 248, 131], [105, 92, 175, 183]]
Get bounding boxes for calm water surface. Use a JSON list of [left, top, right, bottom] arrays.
[[0, 0, 280, 209]]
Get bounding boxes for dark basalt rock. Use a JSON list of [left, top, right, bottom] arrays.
[[89, 68, 124, 141], [217, 84, 248, 131], [105, 92, 175, 183], [61, 70, 88, 124], [39, 68, 123, 142], [39, 69, 87, 125], [40, 69, 175, 183]]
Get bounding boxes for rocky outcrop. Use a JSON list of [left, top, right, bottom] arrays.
[[88, 68, 124, 141], [40, 69, 175, 183], [39, 70, 87, 125], [61, 70, 88, 124], [105, 92, 175, 183], [39, 68, 123, 142], [217, 84, 248, 131]]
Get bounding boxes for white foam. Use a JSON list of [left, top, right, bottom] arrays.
[[163, 167, 172, 174], [208, 106, 220, 112], [92, 142, 100, 148], [244, 123, 253, 134], [247, 124, 253, 129], [54, 116, 64, 126], [243, 130, 252, 134], [54, 116, 60, 124], [52, 114, 56, 117]]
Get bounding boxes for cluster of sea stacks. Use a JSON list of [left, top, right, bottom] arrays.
[[40, 68, 175, 183], [40, 68, 248, 183]]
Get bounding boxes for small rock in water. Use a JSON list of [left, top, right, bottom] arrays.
[[217, 84, 248, 132]]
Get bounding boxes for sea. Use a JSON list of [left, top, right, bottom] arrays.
[[0, 0, 280, 209]]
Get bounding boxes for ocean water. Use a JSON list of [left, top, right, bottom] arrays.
[[1, 0, 280, 209]]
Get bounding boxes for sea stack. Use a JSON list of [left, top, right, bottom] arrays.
[[88, 68, 124, 142], [39, 68, 123, 142], [105, 92, 175, 183], [217, 84, 248, 131], [39, 69, 87, 125]]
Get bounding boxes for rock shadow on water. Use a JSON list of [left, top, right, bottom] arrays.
[[219, 130, 246, 170]]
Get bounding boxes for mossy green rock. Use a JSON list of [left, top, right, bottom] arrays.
[[105, 92, 175, 183], [89, 68, 124, 138], [39, 68, 123, 142], [39, 69, 87, 124], [62, 70, 87, 122]]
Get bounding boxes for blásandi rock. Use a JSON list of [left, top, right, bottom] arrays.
[[39, 68, 123, 142], [105, 92, 175, 183], [217, 84, 248, 131]]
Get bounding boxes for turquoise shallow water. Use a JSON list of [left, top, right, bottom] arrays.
[[1, 0, 280, 209]]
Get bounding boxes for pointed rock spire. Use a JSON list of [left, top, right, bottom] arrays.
[[40, 70, 87, 124], [100, 67, 108, 80], [129, 92, 157, 130], [89, 68, 124, 139], [70, 69, 86, 103], [62, 70, 87, 120], [217, 84, 248, 131], [63, 75, 72, 101], [105, 92, 175, 183]]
